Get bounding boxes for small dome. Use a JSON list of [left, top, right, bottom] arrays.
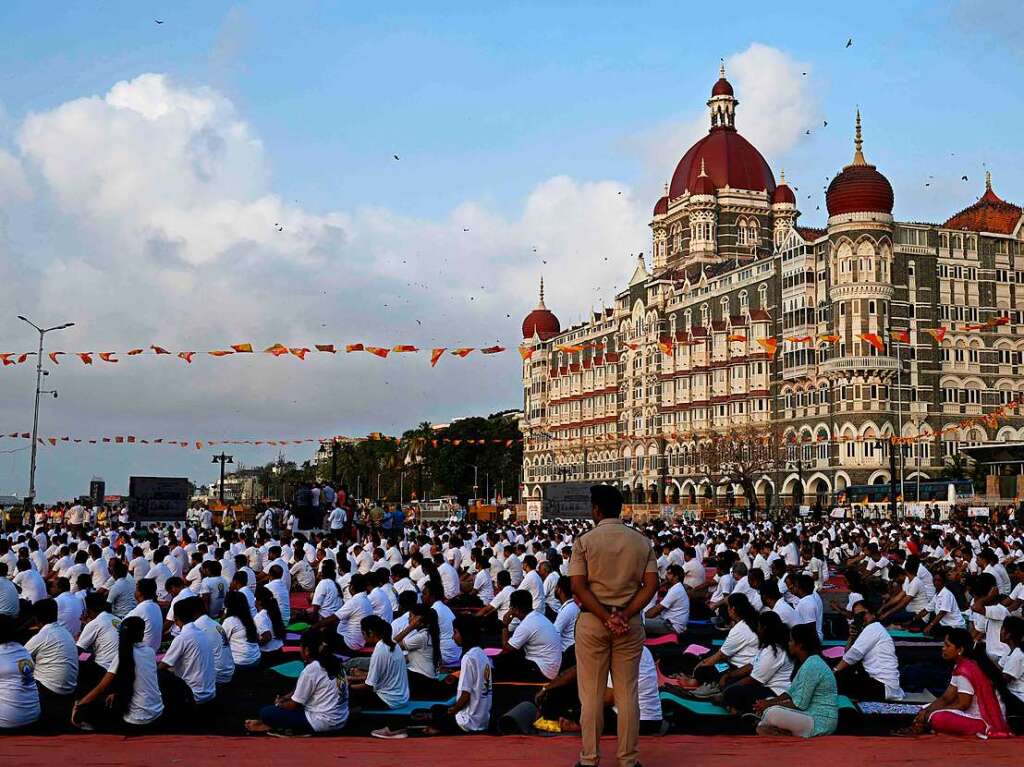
[[711, 77, 734, 97], [825, 110, 893, 217], [772, 171, 796, 204], [691, 158, 717, 196], [522, 279, 561, 341], [653, 195, 668, 216]]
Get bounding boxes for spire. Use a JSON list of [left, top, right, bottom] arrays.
[[852, 108, 866, 166], [538, 277, 546, 309], [699, 158, 708, 177], [985, 170, 992, 192], [780, 169, 786, 184], [719, 59, 726, 79]]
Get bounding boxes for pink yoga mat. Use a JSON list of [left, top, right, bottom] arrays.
[[644, 634, 679, 647], [484, 647, 502, 657], [822, 646, 845, 659], [683, 643, 711, 655]]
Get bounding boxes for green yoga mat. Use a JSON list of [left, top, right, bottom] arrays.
[[269, 660, 305, 679], [659, 691, 729, 716], [886, 629, 925, 639], [286, 621, 311, 633]]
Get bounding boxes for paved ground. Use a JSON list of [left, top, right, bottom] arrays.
[[2, 733, 1017, 766]]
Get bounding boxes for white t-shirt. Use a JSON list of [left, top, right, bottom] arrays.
[[14, 569, 47, 604], [335, 593, 373, 650], [974, 605, 1011, 661], [401, 628, 437, 679], [222, 615, 262, 667], [929, 588, 965, 628], [719, 621, 759, 668], [126, 600, 164, 652], [108, 644, 164, 725], [162, 622, 217, 703], [902, 576, 930, 614], [0, 642, 40, 728], [432, 601, 461, 666], [0, 578, 21, 616], [366, 641, 410, 708], [842, 621, 904, 700], [106, 576, 137, 618], [55, 591, 85, 639], [521, 570, 546, 613], [255, 609, 284, 652], [78, 612, 122, 672], [999, 647, 1024, 703], [455, 646, 493, 732], [682, 559, 706, 589], [508, 611, 561, 680], [312, 579, 343, 618], [266, 579, 292, 624], [473, 569, 495, 603], [199, 576, 229, 617], [293, 660, 349, 731], [489, 586, 514, 621], [659, 582, 690, 633], [195, 615, 234, 685], [750, 644, 793, 695], [796, 593, 824, 641], [25, 623, 79, 695], [553, 600, 580, 651]]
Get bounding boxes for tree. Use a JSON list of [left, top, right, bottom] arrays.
[[942, 453, 986, 493]]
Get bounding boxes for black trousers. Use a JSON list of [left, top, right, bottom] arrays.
[[835, 664, 887, 701], [492, 649, 548, 683], [721, 679, 774, 712], [409, 670, 451, 700]]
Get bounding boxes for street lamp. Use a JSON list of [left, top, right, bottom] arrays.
[[18, 316, 74, 503], [211, 453, 234, 503]]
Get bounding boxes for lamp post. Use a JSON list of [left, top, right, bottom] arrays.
[[211, 453, 234, 503], [18, 316, 74, 503]]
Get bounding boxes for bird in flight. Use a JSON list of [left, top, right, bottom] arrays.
[[393, 154, 400, 160], [961, 175, 969, 181], [155, 19, 164, 24], [846, 37, 853, 48]]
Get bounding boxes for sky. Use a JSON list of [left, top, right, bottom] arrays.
[[0, 1, 1021, 500]]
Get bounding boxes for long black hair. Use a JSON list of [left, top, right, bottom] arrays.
[[320, 559, 343, 600], [114, 616, 146, 713], [410, 603, 442, 672], [727, 593, 759, 633], [756, 609, 789, 654], [361, 615, 395, 650], [255, 585, 286, 639], [302, 630, 343, 679], [224, 590, 258, 644], [945, 628, 1010, 700]]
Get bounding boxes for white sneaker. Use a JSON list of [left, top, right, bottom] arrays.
[[690, 683, 721, 699], [371, 727, 409, 739]]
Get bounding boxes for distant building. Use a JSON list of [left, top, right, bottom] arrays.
[[521, 64, 1024, 510]]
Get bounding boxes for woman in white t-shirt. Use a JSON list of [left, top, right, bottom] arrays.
[[72, 616, 163, 731], [221, 592, 263, 672], [254, 586, 287, 662], [0, 616, 40, 730], [393, 604, 449, 699], [310, 560, 344, 619], [348, 616, 410, 710], [722, 611, 794, 713], [691, 593, 761, 698], [245, 632, 349, 734]]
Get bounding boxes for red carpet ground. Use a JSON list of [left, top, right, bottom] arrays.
[[1, 734, 1017, 766]]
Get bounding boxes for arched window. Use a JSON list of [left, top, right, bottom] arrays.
[[758, 283, 769, 309], [739, 290, 749, 311], [669, 314, 676, 337], [701, 304, 710, 327], [683, 309, 692, 330], [721, 296, 730, 318]]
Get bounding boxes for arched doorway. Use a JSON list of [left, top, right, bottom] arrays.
[[792, 481, 805, 506], [666, 484, 679, 504], [647, 484, 658, 504], [622, 485, 633, 503], [813, 478, 829, 510], [688, 485, 697, 504]]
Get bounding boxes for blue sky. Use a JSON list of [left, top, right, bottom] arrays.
[[0, 1, 1020, 500]]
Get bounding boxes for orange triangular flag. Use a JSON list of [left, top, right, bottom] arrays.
[[518, 345, 534, 360], [757, 337, 779, 357], [99, 352, 118, 363], [47, 438, 57, 446], [48, 351, 64, 364], [481, 345, 505, 354], [77, 353, 94, 365], [0, 354, 14, 366], [315, 344, 336, 353], [178, 351, 196, 363], [208, 350, 234, 357], [366, 346, 390, 358], [151, 345, 171, 355], [392, 345, 419, 353], [17, 353, 31, 364], [231, 343, 254, 353], [555, 344, 584, 353], [727, 334, 747, 343], [818, 334, 840, 344], [658, 338, 674, 356], [451, 348, 474, 358], [859, 333, 884, 352], [264, 344, 289, 356], [430, 348, 446, 367], [891, 330, 910, 343], [924, 327, 947, 343], [345, 343, 364, 353], [289, 347, 311, 360], [127, 348, 145, 356]]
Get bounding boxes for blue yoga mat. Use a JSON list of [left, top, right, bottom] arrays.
[[363, 697, 457, 716]]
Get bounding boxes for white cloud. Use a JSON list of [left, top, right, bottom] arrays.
[[632, 44, 820, 190], [2, 72, 648, 499], [0, 148, 30, 202]]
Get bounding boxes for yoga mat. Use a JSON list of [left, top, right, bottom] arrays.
[[684, 643, 710, 655], [286, 621, 311, 633], [822, 646, 845, 659], [484, 647, 502, 657], [645, 634, 679, 647], [658, 691, 729, 716], [269, 660, 305, 679], [363, 697, 457, 716], [286, 632, 302, 641], [714, 663, 729, 673], [886, 629, 925, 639]]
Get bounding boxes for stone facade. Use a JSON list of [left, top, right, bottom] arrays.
[[520, 68, 1024, 509]]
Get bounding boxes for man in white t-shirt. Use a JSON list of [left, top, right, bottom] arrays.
[[126, 578, 164, 652], [644, 564, 689, 636], [77, 593, 122, 681], [494, 590, 561, 681], [159, 597, 217, 704], [835, 602, 904, 701], [25, 599, 79, 697]]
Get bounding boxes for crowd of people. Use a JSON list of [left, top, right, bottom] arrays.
[[1, 486, 1023, 750]]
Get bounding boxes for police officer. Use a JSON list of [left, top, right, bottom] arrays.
[[569, 485, 658, 767]]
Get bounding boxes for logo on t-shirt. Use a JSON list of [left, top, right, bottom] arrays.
[[17, 659, 35, 685]]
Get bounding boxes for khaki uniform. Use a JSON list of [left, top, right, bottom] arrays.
[[569, 518, 657, 767]]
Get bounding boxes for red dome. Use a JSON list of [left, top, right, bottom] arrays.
[[772, 181, 796, 205], [653, 195, 668, 215], [522, 308, 560, 340], [691, 169, 716, 196], [825, 110, 894, 217], [669, 128, 776, 199], [826, 164, 893, 217], [711, 77, 734, 97]]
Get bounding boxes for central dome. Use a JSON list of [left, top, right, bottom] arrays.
[[669, 130, 776, 198], [667, 67, 776, 199]]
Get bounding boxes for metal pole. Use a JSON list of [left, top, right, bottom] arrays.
[[219, 457, 226, 503], [28, 329, 44, 502], [895, 339, 905, 506]]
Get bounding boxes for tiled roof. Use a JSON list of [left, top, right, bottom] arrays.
[[796, 226, 826, 241], [944, 187, 1022, 235]]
